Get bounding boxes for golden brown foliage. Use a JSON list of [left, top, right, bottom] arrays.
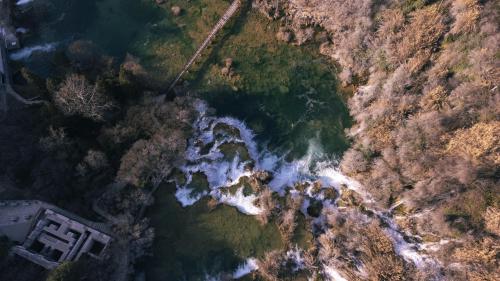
[[393, 5, 446, 66], [450, 0, 481, 34], [453, 237, 499, 266], [446, 121, 500, 165], [484, 207, 500, 236], [317, 211, 413, 280], [256, 250, 282, 281], [420, 85, 449, 111], [361, 225, 409, 281], [255, 188, 276, 225]]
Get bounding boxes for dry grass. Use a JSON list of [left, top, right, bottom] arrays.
[[450, 0, 481, 34], [452, 237, 499, 274], [420, 85, 449, 111], [277, 209, 297, 244], [256, 188, 276, 225], [484, 207, 500, 236], [256, 250, 282, 281], [446, 121, 500, 165], [393, 5, 446, 64], [361, 224, 409, 281]]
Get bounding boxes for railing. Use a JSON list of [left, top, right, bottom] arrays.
[[165, 0, 242, 96]]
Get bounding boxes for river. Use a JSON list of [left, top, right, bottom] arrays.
[[11, 1, 432, 280]]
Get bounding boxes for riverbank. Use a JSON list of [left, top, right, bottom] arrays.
[[5, 0, 494, 280], [272, 0, 500, 279]]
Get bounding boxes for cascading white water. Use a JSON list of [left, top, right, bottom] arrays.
[[9, 42, 58, 61], [16, 0, 35, 6], [175, 100, 440, 280]]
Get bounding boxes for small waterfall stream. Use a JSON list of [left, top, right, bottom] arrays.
[[173, 100, 443, 280]]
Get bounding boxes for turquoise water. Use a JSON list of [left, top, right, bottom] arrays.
[[21, 0, 351, 158], [17, 0, 352, 279]]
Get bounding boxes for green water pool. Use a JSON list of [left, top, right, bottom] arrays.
[[20, 0, 351, 279]]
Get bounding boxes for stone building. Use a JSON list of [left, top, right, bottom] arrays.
[[0, 201, 112, 269]]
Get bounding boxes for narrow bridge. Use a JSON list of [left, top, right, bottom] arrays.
[[165, 0, 242, 96]]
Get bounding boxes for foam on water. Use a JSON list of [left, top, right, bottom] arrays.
[[16, 0, 34, 5], [16, 27, 29, 34], [10, 43, 58, 61], [216, 187, 262, 215], [232, 258, 259, 279], [175, 187, 207, 207], [174, 100, 438, 279], [285, 246, 306, 272], [324, 265, 348, 281]]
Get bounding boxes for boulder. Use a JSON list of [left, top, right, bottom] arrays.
[[323, 188, 339, 201], [171, 6, 182, 16]]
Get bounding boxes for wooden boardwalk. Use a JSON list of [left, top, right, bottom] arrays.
[[165, 0, 242, 96]]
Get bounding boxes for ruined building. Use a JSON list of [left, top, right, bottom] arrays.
[[0, 201, 112, 269]]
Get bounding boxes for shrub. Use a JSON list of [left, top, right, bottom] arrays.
[[256, 250, 282, 281], [277, 209, 297, 243], [117, 128, 187, 187], [340, 148, 369, 175], [256, 188, 276, 225], [450, 0, 480, 35], [483, 207, 500, 236]]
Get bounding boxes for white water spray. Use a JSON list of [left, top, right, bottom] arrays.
[[176, 100, 440, 280], [10, 42, 58, 61]]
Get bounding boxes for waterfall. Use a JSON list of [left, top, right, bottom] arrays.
[[176, 100, 441, 280]]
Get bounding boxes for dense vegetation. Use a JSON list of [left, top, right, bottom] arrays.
[[257, 0, 499, 279], [0, 0, 497, 280], [0, 34, 196, 281]]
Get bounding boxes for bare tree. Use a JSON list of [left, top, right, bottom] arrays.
[[54, 74, 114, 121]]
